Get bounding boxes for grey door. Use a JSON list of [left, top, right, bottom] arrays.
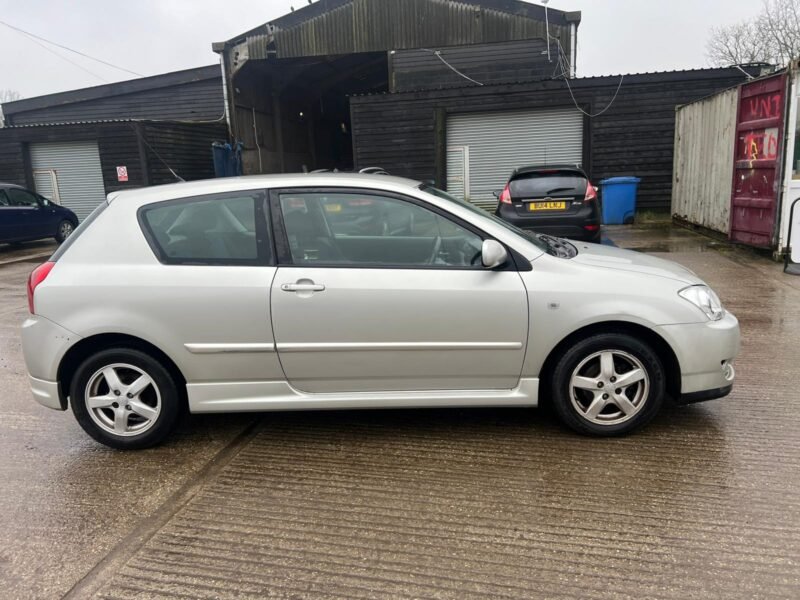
[[30, 141, 106, 221], [269, 188, 529, 394], [446, 108, 584, 211]]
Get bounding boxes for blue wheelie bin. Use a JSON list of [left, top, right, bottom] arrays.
[[600, 177, 641, 225]]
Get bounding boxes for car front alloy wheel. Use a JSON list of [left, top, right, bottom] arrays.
[[550, 333, 665, 436]]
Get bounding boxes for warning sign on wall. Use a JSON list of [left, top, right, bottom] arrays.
[[116, 166, 128, 182]]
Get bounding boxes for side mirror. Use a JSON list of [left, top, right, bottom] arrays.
[[481, 239, 508, 269]]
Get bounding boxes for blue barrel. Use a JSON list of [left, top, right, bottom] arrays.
[[600, 177, 641, 225]]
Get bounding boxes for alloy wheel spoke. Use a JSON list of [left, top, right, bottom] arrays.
[[113, 408, 129, 432], [584, 395, 607, 419], [572, 375, 600, 391], [102, 367, 123, 394], [615, 368, 645, 389], [126, 374, 153, 398], [600, 352, 615, 380], [86, 394, 116, 409], [612, 392, 637, 415], [128, 399, 158, 421]]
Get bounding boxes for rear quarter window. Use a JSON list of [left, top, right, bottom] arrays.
[[139, 190, 271, 266]]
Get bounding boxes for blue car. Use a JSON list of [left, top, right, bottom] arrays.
[[0, 183, 79, 245]]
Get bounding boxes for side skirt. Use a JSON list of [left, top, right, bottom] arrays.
[[187, 378, 539, 413]]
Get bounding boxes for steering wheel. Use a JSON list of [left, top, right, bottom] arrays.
[[470, 249, 483, 266], [427, 235, 443, 265]]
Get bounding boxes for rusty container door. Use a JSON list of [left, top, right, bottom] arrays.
[[730, 73, 788, 248]]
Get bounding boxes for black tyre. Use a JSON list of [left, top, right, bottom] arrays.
[[55, 220, 75, 243], [70, 348, 181, 449], [549, 333, 665, 436]]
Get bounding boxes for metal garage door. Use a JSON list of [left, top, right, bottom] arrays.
[[30, 141, 106, 221], [446, 108, 584, 211]]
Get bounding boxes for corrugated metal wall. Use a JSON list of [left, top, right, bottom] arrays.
[[446, 108, 583, 210], [29, 141, 107, 220], [672, 87, 739, 234]]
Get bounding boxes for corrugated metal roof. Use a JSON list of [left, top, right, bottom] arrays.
[[220, 0, 575, 61], [1, 117, 225, 129], [2, 65, 220, 117], [348, 66, 766, 97]]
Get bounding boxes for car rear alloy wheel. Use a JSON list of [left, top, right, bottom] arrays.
[[550, 333, 665, 436], [85, 363, 162, 437], [569, 350, 649, 426], [71, 348, 181, 449], [56, 220, 74, 243]]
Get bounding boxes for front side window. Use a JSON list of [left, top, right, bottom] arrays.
[[278, 191, 483, 267], [0, 190, 10, 207], [140, 191, 270, 265], [7, 188, 40, 207]]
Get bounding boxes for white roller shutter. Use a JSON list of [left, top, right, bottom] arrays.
[[30, 141, 106, 221], [446, 108, 584, 211]]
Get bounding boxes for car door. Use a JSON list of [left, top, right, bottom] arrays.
[[269, 187, 529, 394], [7, 187, 50, 239]]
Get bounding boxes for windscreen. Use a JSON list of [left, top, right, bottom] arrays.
[[510, 172, 587, 198]]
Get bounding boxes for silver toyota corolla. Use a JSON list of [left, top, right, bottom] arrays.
[[22, 174, 740, 449]]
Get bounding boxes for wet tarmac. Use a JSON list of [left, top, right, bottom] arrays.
[[1, 225, 799, 599]]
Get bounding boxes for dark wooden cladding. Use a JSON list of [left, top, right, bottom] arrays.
[[351, 69, 752, 211], [141, 122, 228, 186], [3, 66, 223, 127], [0, 121, 225, 193], [391, 39, 560, 92]]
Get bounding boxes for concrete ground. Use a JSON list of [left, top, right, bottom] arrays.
[[1, 225, 799, 599]]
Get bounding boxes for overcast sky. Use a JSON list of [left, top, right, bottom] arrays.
[[0, 0, 763, 99]]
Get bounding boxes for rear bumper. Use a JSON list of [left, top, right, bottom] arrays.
[[21, 315, 79, 411], [495, 204, 601, 242], [28, 375, 64, 410]]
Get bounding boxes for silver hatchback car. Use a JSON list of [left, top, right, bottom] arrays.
[[22, 174, 740, 449]]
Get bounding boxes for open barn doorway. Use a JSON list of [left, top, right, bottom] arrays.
[[226, 52, 388, 175]]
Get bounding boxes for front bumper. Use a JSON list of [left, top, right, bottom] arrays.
[[657, 311, 740, 403]]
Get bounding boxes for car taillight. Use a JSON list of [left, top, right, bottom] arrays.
[[584, 181, 598, 203], [499, 184, 512, 204], [27, 261, 55, 314]]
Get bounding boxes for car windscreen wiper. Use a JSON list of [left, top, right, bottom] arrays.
[[544, 187, 576, 195]]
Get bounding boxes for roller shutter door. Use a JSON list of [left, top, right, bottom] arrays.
[[446, 108, 584, 211], [30, 141, 106, 221]]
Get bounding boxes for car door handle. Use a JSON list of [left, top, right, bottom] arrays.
[[281, 282, 326, 293]]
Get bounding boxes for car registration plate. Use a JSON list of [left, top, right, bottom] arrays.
[[529, 201, 566, 211]]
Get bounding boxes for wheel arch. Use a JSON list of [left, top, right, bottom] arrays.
[[537, 321, 681, 404], [57, 333, 187, 410]]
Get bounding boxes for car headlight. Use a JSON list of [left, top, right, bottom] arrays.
[[679, 285, 725, 321]]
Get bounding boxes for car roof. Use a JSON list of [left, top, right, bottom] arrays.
[[0, 182, 24, 190], [107, 173, 422, 205], [511, 164, 587, 177]]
